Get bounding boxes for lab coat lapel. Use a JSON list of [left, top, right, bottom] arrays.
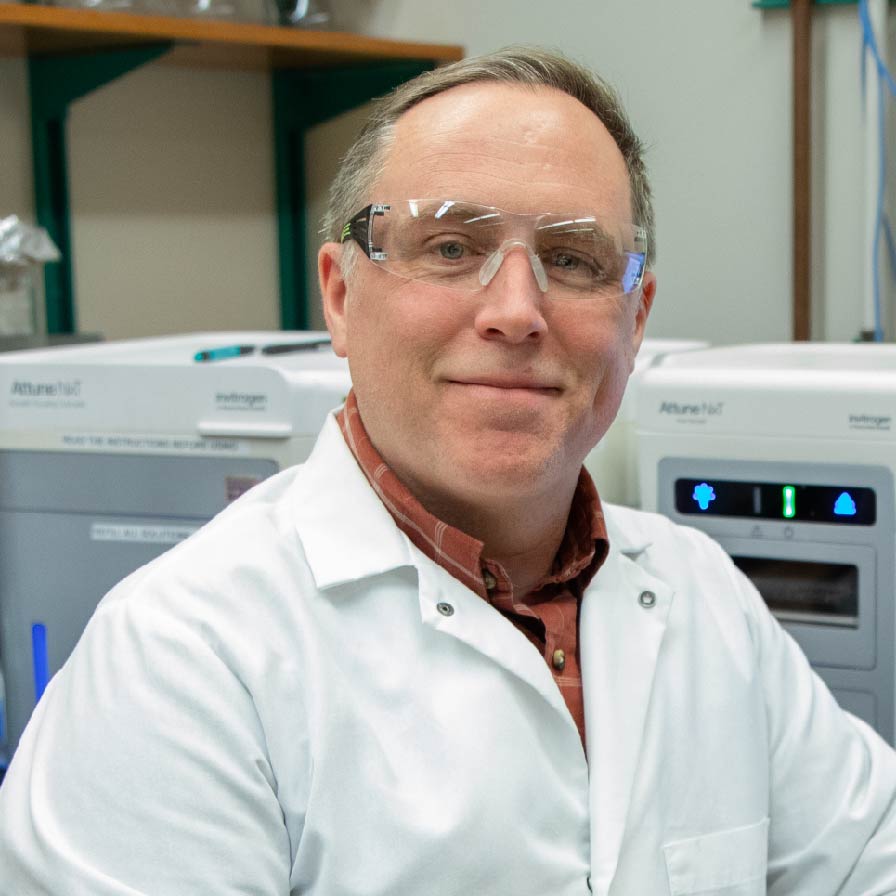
[[580, 545, 674, 896], [295, 420, 579, 727], [413, 546, 576, 726]]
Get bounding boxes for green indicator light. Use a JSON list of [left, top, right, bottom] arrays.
[[782, 486, 796, 519]]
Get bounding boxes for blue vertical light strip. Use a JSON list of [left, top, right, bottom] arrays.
[[0, 665, 6, 765], [31, 623, 49, 703], [859, 0, 896, 340]]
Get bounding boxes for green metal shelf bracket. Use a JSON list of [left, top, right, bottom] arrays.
[[29, 44, 172, 332], [272, 60, 436, 330]]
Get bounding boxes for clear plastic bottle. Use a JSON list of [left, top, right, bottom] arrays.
[[275, 0, 330, 28]]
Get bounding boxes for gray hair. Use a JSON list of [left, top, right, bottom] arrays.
[[321, 46, 655, 267]]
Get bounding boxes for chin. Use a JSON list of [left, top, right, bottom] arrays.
[[449, 444, 569, 494]]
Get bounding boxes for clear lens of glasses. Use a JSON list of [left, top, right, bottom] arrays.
[[350, 199, 647, 299]]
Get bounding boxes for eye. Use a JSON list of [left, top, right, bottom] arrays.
[[438, 241, 466, 260], [543, 248, 602, 275], [548, 251, 581, 271]]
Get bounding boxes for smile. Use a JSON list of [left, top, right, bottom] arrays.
[[448, 380, 561, 398]]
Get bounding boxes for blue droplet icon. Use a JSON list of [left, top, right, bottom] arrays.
[[834, 492, 857, 516], [693, 482, 716, 511]]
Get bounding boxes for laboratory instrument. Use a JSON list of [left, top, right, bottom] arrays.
[[0, 331, 350, 756], [637, 343, 896, 744]]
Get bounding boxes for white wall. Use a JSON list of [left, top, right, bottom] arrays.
[[0, 0, 893, 343], [338, 0, 894, 344], [68, 63, 279, 339], [0, 57, 32, 220], [0, 54, 45, 333]]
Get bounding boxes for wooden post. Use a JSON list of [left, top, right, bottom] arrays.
[[792, 0, 812, 341]]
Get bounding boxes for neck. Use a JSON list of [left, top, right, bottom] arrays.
[[406, 475, 578, 596]]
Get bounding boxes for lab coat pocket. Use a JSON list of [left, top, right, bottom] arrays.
[[663, 817, 769, 895]]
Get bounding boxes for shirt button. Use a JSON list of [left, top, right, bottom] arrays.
[[552, 648, 566, 671], [639, 590, 657, 608], [483, 570, 497, 591], [436, 601, 454, 617]]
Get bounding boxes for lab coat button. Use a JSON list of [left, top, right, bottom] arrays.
[[638, 590, 657, 608], [436, 601, 455, 617], [586, 875, 592, 892], [552, 648, 566, 671]]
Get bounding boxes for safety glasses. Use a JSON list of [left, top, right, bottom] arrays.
[[341, 199, 648, 300]]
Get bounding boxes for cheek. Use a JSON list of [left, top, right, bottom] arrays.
[[343, 281, 459, 400], [562, 302, 634, 373], [559, 307, 637, 423]]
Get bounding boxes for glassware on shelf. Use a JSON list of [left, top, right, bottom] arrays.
[[47, 0, 141, 11], [0, 216, 60, 338], [178, 0, 283, 23], [274, 0, 330, 28], [45, 0, 279, 23]]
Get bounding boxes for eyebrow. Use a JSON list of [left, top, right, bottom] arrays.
[[537, 218, 616, 248], [429, 202, 501, 225]]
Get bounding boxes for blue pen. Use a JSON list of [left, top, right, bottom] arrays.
[[194, 344, 255, 362]]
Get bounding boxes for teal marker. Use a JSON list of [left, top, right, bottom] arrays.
[[194, 344, 255, 362], [782, 486, 796, 519]]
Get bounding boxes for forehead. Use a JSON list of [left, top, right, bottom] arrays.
[[372, 82, 633, 221]]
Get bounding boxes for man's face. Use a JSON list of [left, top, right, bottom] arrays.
[[320, 82, 655, 509]]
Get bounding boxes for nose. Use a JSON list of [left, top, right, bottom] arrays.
[[474, 243, 548, 344]]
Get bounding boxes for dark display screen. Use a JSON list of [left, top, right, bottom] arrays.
[[675, 478, 876, 525], [732, 556, 859, 627]]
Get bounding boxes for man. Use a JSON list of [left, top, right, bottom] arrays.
[[1, 47, 895, 896]]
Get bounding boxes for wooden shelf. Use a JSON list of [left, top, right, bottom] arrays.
[[0, 2, 464, 332], [0, 3, 464, 70]]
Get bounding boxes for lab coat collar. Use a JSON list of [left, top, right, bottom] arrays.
[[291, 415, 584, 732], [292, 414, 414, 589], [294, 415, 656, 586], [601, 502, 655, 557]]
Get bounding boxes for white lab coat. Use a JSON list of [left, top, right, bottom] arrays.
[[1, 414, 895, 896]]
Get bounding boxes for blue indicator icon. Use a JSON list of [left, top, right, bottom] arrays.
[[692, 482, 717, 511], [834, 492, 857, 517]]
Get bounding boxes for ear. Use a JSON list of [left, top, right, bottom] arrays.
[[631, 271, 656, 351], [319, 242, 349, 358]]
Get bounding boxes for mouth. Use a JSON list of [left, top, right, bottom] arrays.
[[448, 378, 561, 395]]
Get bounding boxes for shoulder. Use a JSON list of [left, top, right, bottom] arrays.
[[107, 462, 309, 601], [85, 461, 323, 672], [102, 415, 370, 610], [89, 421, 408, 664]]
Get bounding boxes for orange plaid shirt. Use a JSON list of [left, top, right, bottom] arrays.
[[337, 390, 609, 749]]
